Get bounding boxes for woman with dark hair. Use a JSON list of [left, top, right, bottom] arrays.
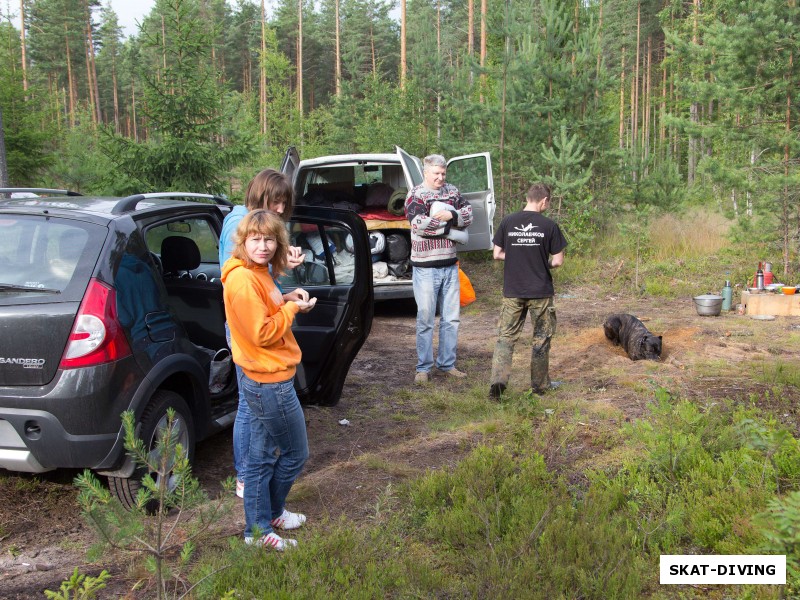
[[219, 169, 307, 500], [222, 209, 316, 550]]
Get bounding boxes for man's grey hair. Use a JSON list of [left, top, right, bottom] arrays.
[[422, 154, 447, 172]]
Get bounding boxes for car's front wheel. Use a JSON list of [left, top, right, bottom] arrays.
[[108, 390, 196, 511]]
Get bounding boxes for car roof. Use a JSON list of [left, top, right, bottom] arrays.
[[297, 153, 401, 167], [0, 192, 232, 222]]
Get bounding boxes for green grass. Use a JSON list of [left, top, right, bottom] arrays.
[[753, 361, 800, 388], [191, 387, 799, 599], [103, 207, 800, 596]]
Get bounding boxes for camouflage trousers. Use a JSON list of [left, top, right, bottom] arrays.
[[490, 296, 556, 393]]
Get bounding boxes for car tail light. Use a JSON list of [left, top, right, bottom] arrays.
[[60, 278, 132, 369]]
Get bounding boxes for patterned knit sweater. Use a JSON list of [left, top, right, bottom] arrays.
[[404, 183, 473, 268]]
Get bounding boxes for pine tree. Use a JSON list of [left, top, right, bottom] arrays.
[[95, 4, 124, 132], [102, 0, 254, 193], [671, 0, 800, 274], [0, 21, 53, 184]]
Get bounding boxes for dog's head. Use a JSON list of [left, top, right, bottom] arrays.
[[639, 334, 663, 360]]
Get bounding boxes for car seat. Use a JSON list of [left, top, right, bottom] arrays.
[[161, 236, 201, 277], [159, 236, 225, 350]]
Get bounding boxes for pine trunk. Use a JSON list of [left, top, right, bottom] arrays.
[[19, 0, 28, 92], [480, 0, 487, 102], [371, 22, 377, 76], [84, 0, 102, 125], [84, 32, 96, 125], [660, 54, 666, 154], [688, 0, 700, 186], [296, 0, 303, 117], [400, 0, 406, 90], [619, 46, 625, 149], [112, 57, 120, 133], [499, 16, 509, 219], [595, 0, 602, 107], [436, 0, 441, 141], [0, 107, 7, 187], [297, 0, 303, 115], [336, 0, 342, 95], [64, 24, 76, 127], [783, 44, 793, 276], [643, 35, 651, 167], [260, 0, 267, 135], [468, 0, 474, 55], [131, 80, 138, 142], [632, 2, 640, 154]]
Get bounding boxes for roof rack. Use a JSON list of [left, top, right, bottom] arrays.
[[111, 192, 234, 215], [0, 188, 83, 197]]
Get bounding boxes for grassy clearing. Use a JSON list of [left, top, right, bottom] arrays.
[[190, 208, 799, 598], [191, 388, 800, 599]]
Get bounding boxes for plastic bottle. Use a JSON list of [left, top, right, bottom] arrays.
[[756, 262, 764, 290], [721, 280, 732, 311]]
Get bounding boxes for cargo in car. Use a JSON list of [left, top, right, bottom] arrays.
[[281, 146, 497, 301]]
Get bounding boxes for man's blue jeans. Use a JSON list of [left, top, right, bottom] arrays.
[[239, 374, 309, 539], [412, 264, 460, 373]]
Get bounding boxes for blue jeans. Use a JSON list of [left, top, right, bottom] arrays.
[[226, 323, 250, 481], [412, 264, 460, 373], [240, 374, 309, 539], [233, 364, 249, 480]]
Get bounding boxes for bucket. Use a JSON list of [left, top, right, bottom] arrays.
[[693, 294, 724, 316]]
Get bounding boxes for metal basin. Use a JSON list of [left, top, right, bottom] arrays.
[[694, 294, 724, 316]]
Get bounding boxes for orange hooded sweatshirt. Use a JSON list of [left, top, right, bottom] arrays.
[[221, 257, 301, 383]]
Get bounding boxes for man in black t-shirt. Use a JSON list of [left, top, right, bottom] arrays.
[[489, 183, 567, 400]]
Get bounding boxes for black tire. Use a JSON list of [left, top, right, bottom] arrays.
[[108, 390, 195, 512]]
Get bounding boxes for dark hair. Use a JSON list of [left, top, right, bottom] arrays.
[[526, 183, 551, 203], [231, 209, 290, 275], [244, 169, 294, 219]]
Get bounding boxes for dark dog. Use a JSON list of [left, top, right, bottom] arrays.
[[603, 314, 662, 361]]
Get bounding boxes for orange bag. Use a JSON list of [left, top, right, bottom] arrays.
[[458, 265, 476, 307]]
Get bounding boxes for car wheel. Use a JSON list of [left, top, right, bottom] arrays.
[[108, 390, 196, 512]]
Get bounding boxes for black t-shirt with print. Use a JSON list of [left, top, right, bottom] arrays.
[[492, 210, 567, 298]]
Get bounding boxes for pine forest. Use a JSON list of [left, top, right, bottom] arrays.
[[0, 0, 798, 272]]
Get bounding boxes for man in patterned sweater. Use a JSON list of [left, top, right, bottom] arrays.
[[404, 154, 473, 384]]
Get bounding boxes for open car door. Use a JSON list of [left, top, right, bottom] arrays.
[[446, 152, 496, 251], [280, 146, 300, 184], [276, 206, 374, 406], [395, 146, 423, 189]]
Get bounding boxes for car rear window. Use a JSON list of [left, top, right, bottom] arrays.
[[0, 216, 104, 299]]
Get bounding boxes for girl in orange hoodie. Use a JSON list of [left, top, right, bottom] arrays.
[[222, 209, 316, 551]]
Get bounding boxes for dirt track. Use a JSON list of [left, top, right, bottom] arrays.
[[2, 274, 800, 597]]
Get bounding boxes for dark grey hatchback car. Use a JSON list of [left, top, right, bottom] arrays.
[[0, 189, 373, 506]]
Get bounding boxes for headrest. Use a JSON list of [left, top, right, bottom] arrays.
[[161, 236, 201, 274], [58, 228, 88, 261]]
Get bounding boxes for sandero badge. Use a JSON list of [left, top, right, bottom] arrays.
[[0, 357, 46, 369]]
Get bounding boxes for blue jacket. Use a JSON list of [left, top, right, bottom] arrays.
[[219, 205, 248, 268]]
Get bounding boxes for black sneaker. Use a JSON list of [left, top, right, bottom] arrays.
[[489, 383, 506, 400]]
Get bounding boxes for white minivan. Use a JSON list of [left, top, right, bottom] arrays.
[[281, 146, 496, 300]]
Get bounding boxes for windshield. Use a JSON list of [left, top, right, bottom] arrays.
[[0, 216, 103, 298]]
